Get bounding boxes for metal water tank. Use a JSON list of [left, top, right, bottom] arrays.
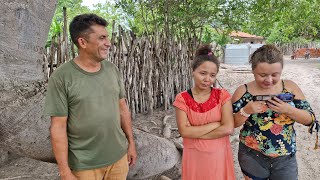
[[224, 44, 263, 64]]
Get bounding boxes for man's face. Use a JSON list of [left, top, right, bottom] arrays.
[[81, 24, 111, 61]]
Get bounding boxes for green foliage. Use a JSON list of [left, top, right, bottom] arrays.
[[113, 0, 249, 47], [213, 31, 231, 47], [48, 0, 132, 41], [49, 0, 320, 47], [202, 26, 214, 44], [48, 0, 90, 42], [90, 2, 131, 32], [46, 17, 63, 48], [242, 0, 320, 43]]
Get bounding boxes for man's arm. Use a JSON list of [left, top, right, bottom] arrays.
[[119, 98, 137, 166], [50, 116, 77, 180]]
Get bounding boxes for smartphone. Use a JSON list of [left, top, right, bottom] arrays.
[[252, 95, 275, 101], [275, 93, 295, 102], [253, 93, 295, 102]]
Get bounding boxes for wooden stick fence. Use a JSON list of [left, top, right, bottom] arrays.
[[45, 20, 196, 118], [109, 25, 194, 117]]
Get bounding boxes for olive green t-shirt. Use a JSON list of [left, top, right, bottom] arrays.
[[44, 60, 128, 170]]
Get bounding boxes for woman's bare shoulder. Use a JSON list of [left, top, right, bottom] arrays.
[[231, 84, 247, 103], [283, 79, 305, 99], [283, 79, 300, 91]]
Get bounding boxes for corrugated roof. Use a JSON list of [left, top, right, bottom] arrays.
[[230, 31, 263, 39]]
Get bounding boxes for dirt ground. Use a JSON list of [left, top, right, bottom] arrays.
[[0, 57, 319, 180]]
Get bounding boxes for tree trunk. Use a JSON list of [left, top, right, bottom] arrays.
[[0, 0, 57, 162]]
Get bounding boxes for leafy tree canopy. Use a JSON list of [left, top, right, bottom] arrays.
[[50, 0, 320, 46]]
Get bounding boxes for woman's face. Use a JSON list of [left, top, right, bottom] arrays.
[[253, 62, 282, 89], [192, 61, 218, 90]]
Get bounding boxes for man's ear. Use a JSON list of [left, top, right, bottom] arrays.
[[77, 37, 87, 49]]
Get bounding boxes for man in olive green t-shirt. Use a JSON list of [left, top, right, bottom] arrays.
[[44, 14, 137, 180]]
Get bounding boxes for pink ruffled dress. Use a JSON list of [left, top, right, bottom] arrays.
[[173, 88, 236, 180]]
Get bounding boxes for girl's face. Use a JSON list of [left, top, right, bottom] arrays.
[[192, 61, 218, 90], [253, 62, 282, 89]]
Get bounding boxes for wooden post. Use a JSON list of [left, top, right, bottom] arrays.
[[63, 7, 68, 62], [71, 40, 75, 59], [49, 36, 55, 76], [57, 33, 62, 68]]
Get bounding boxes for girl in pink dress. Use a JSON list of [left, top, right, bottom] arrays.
[[173, 45, 236, 180]]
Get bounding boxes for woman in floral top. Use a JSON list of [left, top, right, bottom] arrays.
[[232, 45, 317, 180]]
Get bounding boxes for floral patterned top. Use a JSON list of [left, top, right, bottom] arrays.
[[233, 82, 317, 157]]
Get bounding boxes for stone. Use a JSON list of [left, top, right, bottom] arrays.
[[128, 129, 181, 179], [172, 137, 183, 151]]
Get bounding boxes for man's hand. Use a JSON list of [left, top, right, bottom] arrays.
[[127, 143, 137, 166], [60, 170, 77, 180]]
